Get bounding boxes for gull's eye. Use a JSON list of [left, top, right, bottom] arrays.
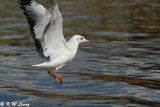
[[80, 38, 83, 40]]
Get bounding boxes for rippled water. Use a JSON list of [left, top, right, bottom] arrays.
[[1, 0, 160, 107]]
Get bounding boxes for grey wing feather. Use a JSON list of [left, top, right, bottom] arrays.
[[18, 0, 67, 60], [18, 0, 51, 58], [42, 0, 67, 59]]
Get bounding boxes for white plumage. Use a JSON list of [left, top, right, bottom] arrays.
[[18, 0, 91, 83]]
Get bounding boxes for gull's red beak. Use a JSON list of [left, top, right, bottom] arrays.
[[85, 40, 91, 43]]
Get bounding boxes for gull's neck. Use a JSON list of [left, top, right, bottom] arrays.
[[67, 37, 79, 53]]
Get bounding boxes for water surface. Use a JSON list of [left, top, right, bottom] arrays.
[[0, 0, 160, 107]]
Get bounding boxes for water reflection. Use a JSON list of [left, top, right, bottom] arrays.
[[1, 0, 160, 106]]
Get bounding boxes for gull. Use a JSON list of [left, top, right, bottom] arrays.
[[18, 0, 91, 83]]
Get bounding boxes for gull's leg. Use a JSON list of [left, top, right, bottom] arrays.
[[53, 69, 63, 84], [48, 70, 57, 83]]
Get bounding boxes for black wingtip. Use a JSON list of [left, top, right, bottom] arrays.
[[17, 0, 21, 5], [17, 0, 33, 6], [50, 0, 57, 6]]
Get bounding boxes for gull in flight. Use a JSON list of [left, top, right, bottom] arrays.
[[18, 0, 91, 83]]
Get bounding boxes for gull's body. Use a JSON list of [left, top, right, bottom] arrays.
[[18, 0, 90, 83], [32, 38, 78, 69]]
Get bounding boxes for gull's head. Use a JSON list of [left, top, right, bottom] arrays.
[[74, 35, 91, 44]]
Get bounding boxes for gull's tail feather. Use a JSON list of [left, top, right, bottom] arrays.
[[31, 62, 49, 68], [31, 65, 37, 68]]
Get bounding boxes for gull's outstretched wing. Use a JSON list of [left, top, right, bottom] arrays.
[[42, 0, 67, 59], [18, 0, 67, 60], [18, 0, 51, 59]]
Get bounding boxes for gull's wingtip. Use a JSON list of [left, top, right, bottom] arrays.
[[50, 0, 56, 5], [17, 0, 33, 6]]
